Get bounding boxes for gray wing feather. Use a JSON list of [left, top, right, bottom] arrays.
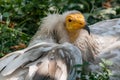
[[0, 42, 82, 80]]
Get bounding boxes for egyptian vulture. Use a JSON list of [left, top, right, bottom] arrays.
[[0, 10, 120, 80]]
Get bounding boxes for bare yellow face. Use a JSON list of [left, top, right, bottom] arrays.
[[65, 13, 86, 32], [65, 13, 87, 43]]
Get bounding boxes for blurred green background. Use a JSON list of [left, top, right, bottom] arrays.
[[0, 0, 120, 57]]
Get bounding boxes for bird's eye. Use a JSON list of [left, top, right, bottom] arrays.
[[68, 19, 72, 22]]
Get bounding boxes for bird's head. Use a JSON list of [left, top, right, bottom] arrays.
[[63, 11, 90, 42], [65, 12, 90, 34]]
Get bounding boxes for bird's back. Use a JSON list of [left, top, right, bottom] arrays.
[[90, 18, 120, 49]]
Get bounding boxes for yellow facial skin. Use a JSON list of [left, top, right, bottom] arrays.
[[65, 13, 86, 42], [65, 13, 86, 32]]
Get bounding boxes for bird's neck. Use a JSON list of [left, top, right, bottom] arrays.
[[68, 29, 100, 62], [67, 30, 80, 43]]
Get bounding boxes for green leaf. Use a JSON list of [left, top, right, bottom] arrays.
[[3, 12, 10, 17]]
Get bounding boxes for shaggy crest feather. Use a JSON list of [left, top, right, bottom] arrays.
[[29, 13, 69, 46]]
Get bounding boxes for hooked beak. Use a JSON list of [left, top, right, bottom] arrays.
[[84, 25, 90, 34]]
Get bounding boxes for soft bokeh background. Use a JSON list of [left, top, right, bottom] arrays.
[[0, 0, 120, 57]]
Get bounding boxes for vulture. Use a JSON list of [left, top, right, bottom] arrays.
[[0, 10, 120, 80]]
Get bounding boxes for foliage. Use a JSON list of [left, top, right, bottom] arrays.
[[74, 59, 112, 80], [0, 24, 30, 57]]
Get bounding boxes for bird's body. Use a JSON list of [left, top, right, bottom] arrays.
[[0, 10, 120, 80], [89, 19, 120, 80]]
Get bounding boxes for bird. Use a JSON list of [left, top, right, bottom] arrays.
[[27, 11, 120, 80], [0, 10, 120, 80]]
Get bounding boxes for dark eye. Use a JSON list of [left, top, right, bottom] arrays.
[[68, 19, 72, 22]]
